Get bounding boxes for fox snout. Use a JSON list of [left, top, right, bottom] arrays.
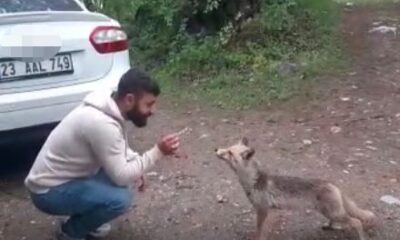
[[214, 148, 227, 159]]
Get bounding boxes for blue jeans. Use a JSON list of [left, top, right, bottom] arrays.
[[30, 171, 134, 238]]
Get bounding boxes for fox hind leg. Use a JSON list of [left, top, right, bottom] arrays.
[[322, 220, 344, 231], [316, 184, 367, 240]]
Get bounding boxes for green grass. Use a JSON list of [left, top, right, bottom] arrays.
[[157, 43, 344, 109], [153, 0, 344, 109]]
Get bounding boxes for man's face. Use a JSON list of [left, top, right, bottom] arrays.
[[125, 92, 157, 127]]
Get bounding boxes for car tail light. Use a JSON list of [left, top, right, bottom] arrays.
[[89, 26, 128, 54]]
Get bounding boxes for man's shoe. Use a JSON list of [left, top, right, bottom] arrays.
[[56, 224, 84, 240], [88, 223, 111, 238], [57, 219, 111, 239]]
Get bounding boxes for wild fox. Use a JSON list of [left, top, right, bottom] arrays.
[[215, 138, 376, 240]]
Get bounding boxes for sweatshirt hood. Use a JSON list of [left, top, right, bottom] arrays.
[[83, 89, 125, 122]]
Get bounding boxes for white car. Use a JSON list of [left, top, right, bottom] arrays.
[[0, 0, 130, 145]]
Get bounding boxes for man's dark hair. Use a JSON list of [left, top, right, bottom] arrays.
[[117, 68, 160, 98]]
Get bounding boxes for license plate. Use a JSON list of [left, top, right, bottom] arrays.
[[0, 53, 74, 82]]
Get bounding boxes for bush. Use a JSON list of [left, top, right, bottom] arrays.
[[84, 0, 341, 108]]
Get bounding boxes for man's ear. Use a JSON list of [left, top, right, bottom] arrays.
[[241, 148, 255, 160], [241, 137, 249, 146], [125, 93, 136, 107]]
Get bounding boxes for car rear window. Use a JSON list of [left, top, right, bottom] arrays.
[[0, 0, 83, 14]]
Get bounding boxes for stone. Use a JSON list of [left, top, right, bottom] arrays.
[[380, 195, 400, 206], [276, 62, 300, 77], [330, 126, 342, 134], [216, 194, 228, 203]]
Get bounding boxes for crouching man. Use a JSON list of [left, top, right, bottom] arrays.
[[25, 68, 180, 240]]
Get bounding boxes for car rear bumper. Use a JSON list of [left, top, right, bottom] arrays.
[[0, 53, 129, 132], [0, 122, 57, 146]]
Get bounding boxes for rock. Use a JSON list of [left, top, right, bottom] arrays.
[[302, 139, 312, 145], [276, 62, 300, 77], [340, 97, 351, 102], [330, 126, 342, 134], [348, 72, 357, 76], [159, 175, 168, 182], [366, 146, 378, 151], [354, 152, 365, 157], [294, 118, 305, 124], [233, 202, 240, 208], [146, 172, 159, 177], [380, 195, 400, 206], [166, 217, 180, 225], [343, 170, 350, 174], [243, 218, 252, 223], [369, 26, 397, 35], [217, 194, 228, 203], [241, 209, 252, 214], [221, 118, 230, 123], [176, 183, 194, 190], [372, 21, 382, 26], [223, 179, 233, 185], [390, 178, 397, 183], [183, 207, 196, 216], [199, 134, 209, 139], [191, 223, 203, 229]]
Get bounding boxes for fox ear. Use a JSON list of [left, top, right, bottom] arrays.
[[241, 137, 249, 146], [223, 149, 234, 160], [241, 148, 255, 160]]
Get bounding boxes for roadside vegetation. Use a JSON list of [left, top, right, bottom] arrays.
[[84, 0, 346, 109]]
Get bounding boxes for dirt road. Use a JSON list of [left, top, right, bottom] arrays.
[[1, 4, 400, 240]]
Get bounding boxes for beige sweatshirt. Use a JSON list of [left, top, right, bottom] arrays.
[[25, 90, 163, 194]]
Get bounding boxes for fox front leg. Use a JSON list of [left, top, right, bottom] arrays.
[[254, 209, 268, 240]]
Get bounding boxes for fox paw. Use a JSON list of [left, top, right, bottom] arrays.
[[322, 222, 343, 231]]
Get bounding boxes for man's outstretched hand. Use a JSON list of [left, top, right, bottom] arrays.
[[158, 134, 180, 156]]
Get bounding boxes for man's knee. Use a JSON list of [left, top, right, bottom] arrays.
[[106, 188, 134, 213]]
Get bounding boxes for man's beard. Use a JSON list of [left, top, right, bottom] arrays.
[[126, 107, 150, 128]]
